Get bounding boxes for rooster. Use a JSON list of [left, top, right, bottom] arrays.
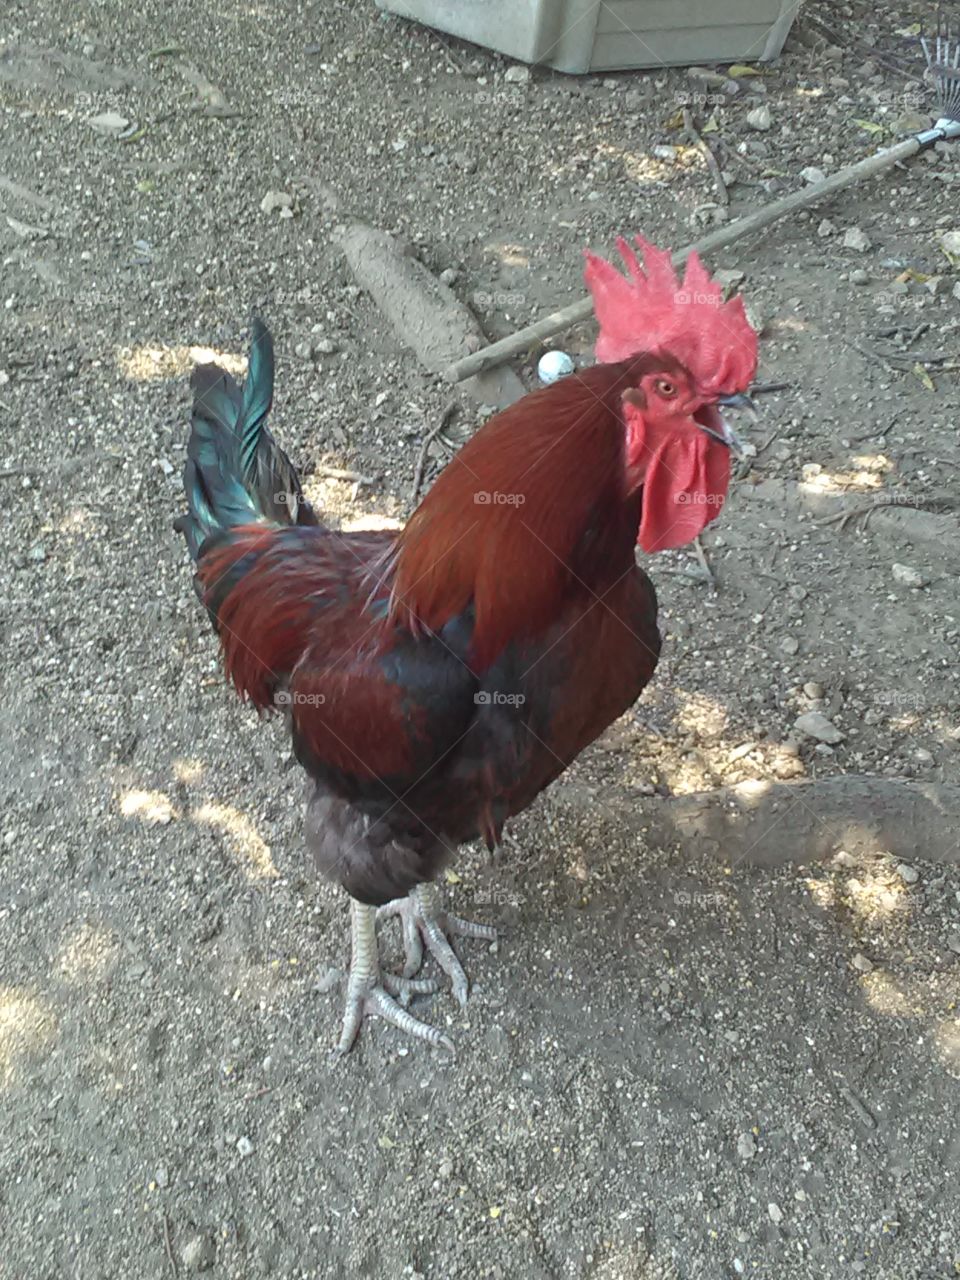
[[176, 237, 757, 1052]]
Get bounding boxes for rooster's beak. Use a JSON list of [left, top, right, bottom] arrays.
[[713, 392, 758, 458]]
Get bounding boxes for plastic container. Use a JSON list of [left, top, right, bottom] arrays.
[[376, 0, 798, 73]]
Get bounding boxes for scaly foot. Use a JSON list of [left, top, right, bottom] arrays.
[[338, 899, 452, 1053], [377, 881, 497, 1008]]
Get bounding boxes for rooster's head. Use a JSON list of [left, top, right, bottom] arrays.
[[584, 236, 758, 553]]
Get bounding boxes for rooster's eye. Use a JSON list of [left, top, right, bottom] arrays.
[[654, 378, 677, 399]]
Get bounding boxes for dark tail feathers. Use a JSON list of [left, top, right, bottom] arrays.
[[175, 317, 316, 561]]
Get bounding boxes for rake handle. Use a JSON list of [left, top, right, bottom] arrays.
[[443, 136, 924, 384]]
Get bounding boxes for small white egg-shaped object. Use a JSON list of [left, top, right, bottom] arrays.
[[537, 350, 575, 385]]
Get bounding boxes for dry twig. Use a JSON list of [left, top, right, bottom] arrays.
[[412, 401, 459, 503]]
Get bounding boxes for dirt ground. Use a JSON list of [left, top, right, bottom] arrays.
[[2, 1, 960, 1276]]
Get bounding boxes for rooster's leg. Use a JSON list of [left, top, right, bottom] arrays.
[[378, 881, 497, 1008], [338, 900, 453, 1054]]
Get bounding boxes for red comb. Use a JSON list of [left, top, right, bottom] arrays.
[[583, 236, 758, 395]]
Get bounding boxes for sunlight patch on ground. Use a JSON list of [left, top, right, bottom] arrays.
[[842, 868, 906, 923], [0, 987, 55, 1088], [120, 788, 178, 825], [193, 802, 277, 879], [341, 513, 402, 532], [798, 460, 891, 496], [58, 923, 120, 984], [173, 758, 205, 784], [934, 1018, 960, 1079], [116, 344, 246, 383], [861, 971, 916, 1018]]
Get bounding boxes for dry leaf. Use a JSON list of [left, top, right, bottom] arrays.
[[728, 64, 764, 77], [853, 119, 885, 134], [701, 114, 719, 134], [913, 363, 935, 392]]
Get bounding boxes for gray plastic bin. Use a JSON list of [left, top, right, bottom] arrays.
[[376, 0, 799, 73]]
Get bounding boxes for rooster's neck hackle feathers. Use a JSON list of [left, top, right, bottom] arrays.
[[388, 361, 652, 670], [583, 236, 758, 395]]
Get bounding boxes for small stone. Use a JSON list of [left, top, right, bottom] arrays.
[[843, 227, 871, 253], [915, 748, 934, 765], [260, 190, 294, 215], [182, 1234, 216, 1271], [817, 218, 836, 237], [953, 281, 960, 302], [453, 152, 477, 173], [892, 563, 929, 589], [438, 268, 459, 286], [939, 230, 960, 259], [504, 65, 531, 84], [800, 166, 826, 184], [653, 144, 678, 161], [946, 934, 960, 955], [294, 341, 313, 361], [236, 1136, 254, 1158], [794, 712, 844, 744], [851, 952, 874, 973], [438, 1157, 454, 1179], [894, 111, 933, 135], [714, 268, 745, 288], [780, 636, 799, 655], [313, 965, 340, 994], [88, 111, 130, 134], [736, 1133, 757, 1159], [803, 681, 824, 700], [746, 104, 772, 131], [28, 544, 47, 562], [897, 864, 919, 885], [768, 1202, 783, 1225], [850, 268, 871, 285], [156, 1166, 169, 1188], [313, 337, 339, 355]]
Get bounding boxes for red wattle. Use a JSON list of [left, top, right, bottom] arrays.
[[638, 431, 731, 553]]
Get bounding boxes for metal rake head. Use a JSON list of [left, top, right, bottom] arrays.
[[921, 27, 960, 125]]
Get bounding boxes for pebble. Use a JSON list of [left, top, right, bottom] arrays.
[[894, 111, 933, 135], [801, 167, 827, 184], [182, 1234, 216, 1271], [897, 864, 920, 885], [817, 218, 835, 237], [850, 268, 871, 285], [504, 65, 531, 84], [313, 337, 339, 355], [88, 111, 130, 134], [780, 636, 800, 655], [892, 563, 928, 589], [768, 1202, 783, 1225], [915, 748, 933, 765], [794, 711, 844, 744], [940, 230, 960, 258], [314, 966, 341, 993], [802, 681, 823, 699], [236, 1136, 255, 1158], [260, 190, 294, 215], [746, 105, 772, 131], [294, 341, 314, 361], [843, 227, 871, 253], [736, 1133, 757, 1159], [947, 934, 960, 955], [438, 267, 458, 286], [653, 145, 678, 161], [851, 952, 874, 973], [954, 281, 960, 302]]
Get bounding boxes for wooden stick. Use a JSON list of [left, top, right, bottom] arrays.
[[442, 137, 925, 384]]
